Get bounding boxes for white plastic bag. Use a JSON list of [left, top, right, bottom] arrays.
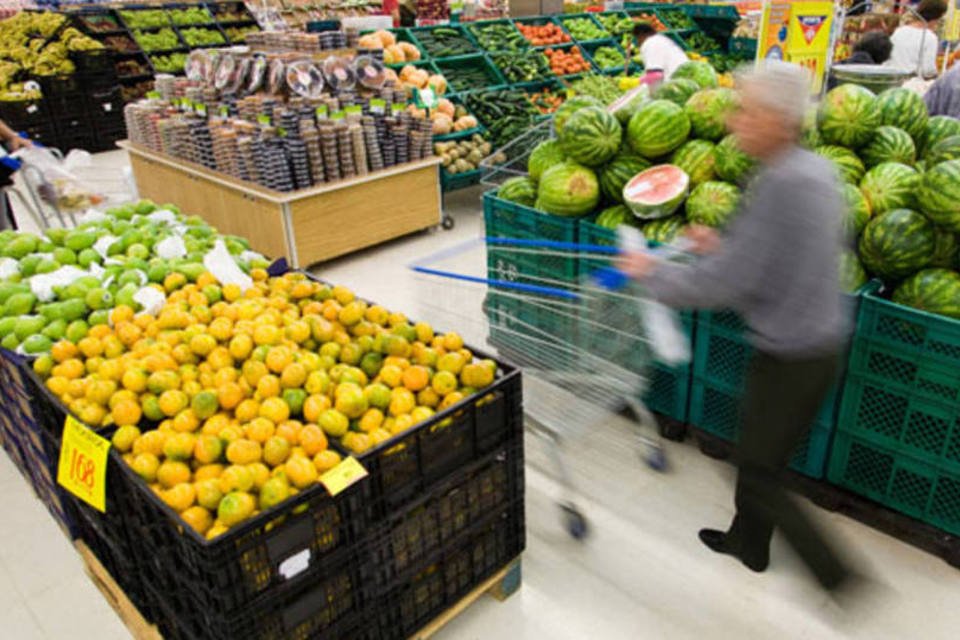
[[29, 266, 87, 302], [204, 240, 253, 292], [0, 258, 19, 280], [155, 235, 187, 259], [93, 234, 118, 259], [134, 287, 166, 316]]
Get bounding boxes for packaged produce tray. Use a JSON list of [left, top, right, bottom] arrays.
[[827, 429, 960, 536], [687, 311, 842, 478], [434, 54, 506, 96]]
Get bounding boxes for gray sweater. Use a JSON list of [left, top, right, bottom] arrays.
[[644, 146, 850, 358]]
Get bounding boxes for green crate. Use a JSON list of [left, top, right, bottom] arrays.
[[434, 54, 506, 95], [409, 24, 478, 60], [729, 36, 758, 56], [441, 166, 483, 192], [835, 374, 960, 475], [850, 289, 960, 393], [827, 429, 960, 535], [654, 7, 699, 31]]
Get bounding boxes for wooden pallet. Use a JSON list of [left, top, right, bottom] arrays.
[[76, 541, 162, 640], [410, 556, 523, 640], [688, 426, 960, 568]]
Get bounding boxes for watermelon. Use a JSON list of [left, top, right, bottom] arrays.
[[924, 135, 960, 165], [891, 268, 960, 319], [671, 61, 718, 89], [558, 106, 622, 168], [594, 204, 634, 229], [876, 87, 929, 143], [654, 78, 700, 106], [599, 152, 652, 204], [858, 208, 935, 279], [528, 139, 566, 181], [859, 162, 918, 215], [839, 250, 868, 293], [642, 216, 685, 244], [920, 115, 960, 158], [610, 86, 650, 125], [931, 226, 959, 268], [801, 108, 822, 149], [497, 176, 537, 207], [815, 145, 866, 184], [714, 135, 755, 184], [818, 84, 880, 148], [685, 181, 740, 228], [553, 95, 604, 135], [627, 100, 691, 159], [623, 164, 689, 220], [683, 88, 737, 141], [842, 183, 871, 238], [670, 140, 716, 186], [535, 162, 600, 217], [859, 126, 916, 168], [918, 159, 960, 231]]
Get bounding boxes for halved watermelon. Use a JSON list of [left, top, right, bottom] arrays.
[[623, 164, 690, 220]]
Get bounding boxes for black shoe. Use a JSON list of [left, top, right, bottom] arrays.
[[698, 529, 736, 556], [740, 551, 769, 573]]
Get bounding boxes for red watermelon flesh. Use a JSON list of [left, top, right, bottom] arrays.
[[623, 164, 690, 220]]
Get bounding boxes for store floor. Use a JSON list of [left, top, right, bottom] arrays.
[[2, 153, 959, 640]]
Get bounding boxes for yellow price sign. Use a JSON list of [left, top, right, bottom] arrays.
[[58, 416, 111, 512], [320, 457, 368, 497]]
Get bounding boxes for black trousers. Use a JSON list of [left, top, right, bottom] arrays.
[[726, 350, 848, 588]]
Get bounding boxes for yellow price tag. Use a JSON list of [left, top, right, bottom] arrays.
[[320, 456, 368, 497], [58, 415, 111, 512]]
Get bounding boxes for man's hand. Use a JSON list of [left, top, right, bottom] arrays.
[[6, 135, 32, 152], [684, 224, 721, 255], [618, 250, 658, 280]]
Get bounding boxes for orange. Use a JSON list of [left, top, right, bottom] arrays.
[[213, 367, 238, 387], [263, 436, 292, 467], [256, 374, 281, 399], [77, 336, 103, 359], [389, 414, 415, 435], [411, 406, 434, 424], [285, 456, 318, 489], [85, 379, 116, 406], [437, 352, 465, 375], [245, 417, 276, 444], [122, 368, 148, 393], [163, 432, 197, 461], [280, 363, 307, 389], [275, 421, 302, 445], [259, 397, 290, 424], [112, 399, 142, 427], [195, 478, 223, 509], [171, 343, 196, 365], [440, 391, 465, 411], [460, 363, 494, 388], [217, 491, 255, 526], [226, 439, 262, 465], [334, 383, 368, 419], [342, 432, 372, 454], [265, 346, 293, 374], [389, 387, 416, 417], [442, 332, 464, 351], [206, 347, 234, 371], [247, 462, 271, 489], [303, 394, 331, 423], [51, 340, 79, 363], [318, 409, 349, 438], [313, 450, 342, 473], [242, 360, 268, 387], [285, 320, 311, 344], [191, 390, 220, 420], [379, 364, 403, 389], [299, 425, 328, 456], [229, 333, 253, 361], [359, 408, 384, 433], [181, 505, 213, 533], [401, 365, 430, 392], [234, 399, 260, 424], [414, 321, 434, 344], [111, 425, 141, 453], [159, 389, 189, 417], [157, 460, 192, 488], [131, 452, 160, 482], [417, 387, 440, 409], [162, 484, 197, 513], [217, 382, 244, 410], [431, 370, 458, 396], [201, 414, 230, 437], [172, 409, 200, 433], [110, 304, 135, 325], [194, 434, 224, 464], [222, 283, 242, 302], [207, 317, 233, 342], [253, 323, 281, 347], [189, 333, 217, 357]]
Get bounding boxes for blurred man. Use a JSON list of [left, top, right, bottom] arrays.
[[620, 61, 852, 590], [886, 0, 947, 78], [628, 22, 689, 80]]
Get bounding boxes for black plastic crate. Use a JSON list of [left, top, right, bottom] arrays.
[[72, 50, 115, 74], [22, 122, 57, 146], [145, 549, 375, 640], [0, 98, 47, 129], [36, 74, 80, 97], [363, 441, 523, 587], [46, 92, 87, 119], [118, 440, 371, 614], [357, 365, 523, 512], [85, 87, 125, 119], [371, 499, 524, 639]]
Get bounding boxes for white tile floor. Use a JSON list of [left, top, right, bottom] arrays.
[[2, 155, 960, 640]]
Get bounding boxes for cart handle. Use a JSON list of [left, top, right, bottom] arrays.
[[410, 265, 580, 300]]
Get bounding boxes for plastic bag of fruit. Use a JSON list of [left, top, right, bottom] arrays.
[[12, 146, 104, 211]]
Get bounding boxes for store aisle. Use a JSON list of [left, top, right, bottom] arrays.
[[1, 171, 959, 640]]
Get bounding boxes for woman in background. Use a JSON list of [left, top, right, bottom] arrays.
[[886, 0, 947, 78]]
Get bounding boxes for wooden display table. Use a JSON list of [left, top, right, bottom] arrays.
[[119, 141, 443, 268]]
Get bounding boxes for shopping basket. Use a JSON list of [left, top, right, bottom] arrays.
[[409, 234, 690, 538]]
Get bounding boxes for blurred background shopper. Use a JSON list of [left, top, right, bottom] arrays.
[[620, 61, 853, 591]]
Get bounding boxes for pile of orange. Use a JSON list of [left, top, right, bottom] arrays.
[[35, 271, 497, 538]]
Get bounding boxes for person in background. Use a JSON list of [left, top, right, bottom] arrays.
[[827, 31, 893, 90], [619, 61, 855, 592], [398, 0, 416, 27], [923, 63, 960, 116], [382, 0, 400, 26], [628, 22, 689, 81], [886, 0, 947, 78], [0, 119, 31, 230]]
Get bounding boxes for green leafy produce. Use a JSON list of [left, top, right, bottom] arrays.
[[591, 46, 625, 70], [597, 14, 634, 35], [567, 74, 623, 105], [435, 59, 495, 93], [415, 27, 475, 58], [179, 27, 226, 47], [464, 89, 538, 146], [120, 9, 170, 30], [133, 28, 181, 52], [468, 22, 526, 51], [167, 7, 214, 26], [561, 17, 609, 41], [151, 53, 187, 73], [657, 9, 696, 30], [684, 32, 720, 52], [491, 50, 551, 84]]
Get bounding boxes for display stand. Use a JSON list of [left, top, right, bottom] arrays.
[[119, 141, 443, 268]]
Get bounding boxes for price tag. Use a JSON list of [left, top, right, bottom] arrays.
[[315, 104, 328, 120], [58, 416, 110, 512], [219, 105, 229, 117], [369, 98, 386, 114], [345, 104, 362, 116], [26, 104, 38, 114], [257, 113, 271, 125], [330, 110, 345, 121], [146, 90, 161, 99], [391, 102, 405, 114], [195, 103, 207, 116], [277, 127, 287, 137], [103, 102, 113, 113], [320, 457, 368, 496]]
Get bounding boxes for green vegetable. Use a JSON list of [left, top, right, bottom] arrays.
[[591, 46, 625, 70], [560, 17, 609, 41], [567, 74, 623, 105], [414, 27, 475, 58], [491, 50, 551, 84], [468, 22, 527, 51]]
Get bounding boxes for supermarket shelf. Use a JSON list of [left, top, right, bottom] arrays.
[[411, 556, 522, 639], [76, 541, 161, 640]]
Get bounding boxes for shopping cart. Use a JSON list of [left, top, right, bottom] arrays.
[[410, 235, 689, 539]]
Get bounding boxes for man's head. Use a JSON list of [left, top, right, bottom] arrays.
[[728, 61, 811, 159], [853, 31, 892, 64], [632, 22, 657, 45], [916, 0, 947, 25]]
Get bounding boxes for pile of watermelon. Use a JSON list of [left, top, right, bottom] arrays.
[[811, 83, 960, 319], [497, 60, 748, 244]]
